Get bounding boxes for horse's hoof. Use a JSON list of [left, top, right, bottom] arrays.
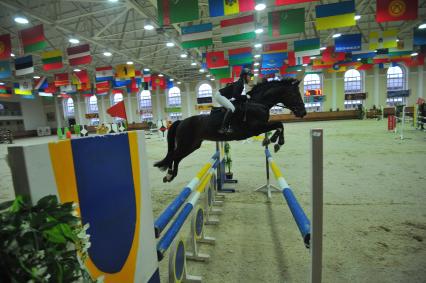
[[274, 144, 280, 153], [163, 176, 168, 183], [262, 138, 270, 146]]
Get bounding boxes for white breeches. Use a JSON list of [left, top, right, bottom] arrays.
[[213, 92, 235, 112]]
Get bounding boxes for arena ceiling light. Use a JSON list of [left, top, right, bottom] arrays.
[[297, 69, 302, 72], [33, 76, 40, 79], [310, 56, 316, 59], [332, 33, 342, 38], [411, 52, 418, 57], [103, 51, 112, 56], [254, 69, 259, 72], [14, 16, 29, 24], [170, 78, 174, 81], [357, 58, 361, 61], [206, 74, 211, 77], [254, 73, 258, 77], [210, 78, 215, 81], [144, 68, 150, 71], [73, 68, 81, 72], [254, 54, 261, 58], [354, 15, 361, 20], [0, 82, 4, 85], [254, 62, 260, 66], [191, 62, 197, 66], [255, 27, 264, 34], [255, 3, 266, 11], [254, 43, 262, 48], [166, 42, 175, 47], [144, 20, 154, 31], [158, 74, 164, 77], [69, 38, 79, 44], [180, 53, 188, 58], [177, 81, 181, 85], [108, 0, 119, 2], [320, 47, 326, 51], [419, 23, 426, 29], [199, 68, 205, 73], [126, 61, 134, 65], [302, 64, 308, 67]]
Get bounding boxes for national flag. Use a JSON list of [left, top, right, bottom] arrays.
[[262, 53, 287, 68], [34, 76, 48, 90], [263, 42, 288, 54], [143, 69, 151, 82], [228, 47, 253, 66], [334, 34, 362, 52], [67, 44, 92, 66], [276, 0, 317, 5], [157, 0, 199, 26], [220, 78, 234, 84], [19, 24, 47, 53], [166, 78, 173, 89], [312, 59, 333, 70], [356, 64, 374, 71], [181, 23, 213, 49], [15, 55, 34, 76], [107, 100, 127, 120], [14, 80, 33, 95], [268, 8, 304, 37], [114, 77, 130, 88], [376, 0, 417, 23], [0, 34, 12, 59], [209, 0, 254, 17], [327, 63, 347, 73], [0, 60, 11, 79], [96, 66, 114, 82], [209, 67, 230, 79], [54, 73, 70, 87], [44, 83, 57, 94], [322, 46, 346, 62], [294, 38, 320, 59], [414, 28, 426, 46], [286, 51, 296, 66], [388, 39, 413, 57], [206, 51, 227, 68], [152, 75, 166, 90], [96, 81, 110, 95], [71, 69, 89, 84], [115, 64, 135, 78], [315, 0, 355, 30], [369, 29, 398, 50], [220, 15, 255, 44], [0, 85, 12, 98], [232, 66, 242, 78], [60, 85, 77, 94], [41, 49, 63, 71]]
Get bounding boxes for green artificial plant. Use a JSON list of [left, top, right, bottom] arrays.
[[0, 195, 97, 283], [224, 142, 232, 174]]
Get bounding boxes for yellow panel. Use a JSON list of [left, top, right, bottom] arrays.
[[316, 14, 355, 31], [224, 0, 239, 15]]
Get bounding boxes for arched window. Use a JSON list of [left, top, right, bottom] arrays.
[[112, 92, 123, 105], [344, 69, 364, 109], [386, 65, 407, 106], [86, 96, 99, 126], [139, 90, 153, 122], [63, 98, 75, 117], [303, 74, 322, 112], [167, 87, 182, 121], [197, 83, 213, 114]]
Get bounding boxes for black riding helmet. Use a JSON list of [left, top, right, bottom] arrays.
[[218, 68, 252, 98]]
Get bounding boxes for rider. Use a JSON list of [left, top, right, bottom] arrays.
[[213, 68, 253, 134]]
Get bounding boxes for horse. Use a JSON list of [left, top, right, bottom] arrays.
[[154, 78, 307, 183]]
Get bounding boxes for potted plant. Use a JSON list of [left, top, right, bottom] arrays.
[[0, 195, 98, 283], [224, 142, 233, 180]]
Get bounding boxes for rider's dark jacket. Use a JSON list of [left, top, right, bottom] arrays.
[[218, 78, 247, 102]]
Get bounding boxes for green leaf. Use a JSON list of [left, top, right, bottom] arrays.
[[9, 196, 25, 213], [0, 200, 14, 211], [36, 195, 58, 210], [42, 225, 67, 244]]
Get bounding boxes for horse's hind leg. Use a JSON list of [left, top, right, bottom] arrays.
[[170, 141, 202, 181]]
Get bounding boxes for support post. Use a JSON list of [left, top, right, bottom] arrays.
[[311, 129, 323, 283], [216, 142, 236, 193]]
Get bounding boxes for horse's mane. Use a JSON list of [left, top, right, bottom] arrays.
[[248, 78, 298, 96]]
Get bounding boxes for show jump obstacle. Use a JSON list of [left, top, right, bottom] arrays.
[[8, 131, 234, 283]]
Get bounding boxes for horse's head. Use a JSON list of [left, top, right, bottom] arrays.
[[280, 79, 307, 118]]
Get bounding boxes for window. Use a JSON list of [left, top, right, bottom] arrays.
[[344, 69, 364, 110], [386, 65, 407, 106], [139, 90, 153, 122], [198, 83, 212, 98], [303, 74, 322, 112], [63, 98, 75, 117], [167, 87, 182, 121], [86, 96, 99, 126]]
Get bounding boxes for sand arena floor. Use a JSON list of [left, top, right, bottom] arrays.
[[1, 119, 426, 282]]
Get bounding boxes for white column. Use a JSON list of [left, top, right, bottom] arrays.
[[75, 95, 83, 125], [374, 67, 380, 107], [156, 88, 162, 121], [418, 65, 424, 99], [100, 95, 106, 123], [185, 83, 192, 118], [331, 73, 337, 110], [127, 91, 133, 123], [54, 96, 62, 129]]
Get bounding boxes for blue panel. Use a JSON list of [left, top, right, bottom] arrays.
[[181, 23, 212, 35], [208, 0, 224, 17], [71, 133, 136, 273], [335, 34, 362, 52], [315, 0, 354, 18]]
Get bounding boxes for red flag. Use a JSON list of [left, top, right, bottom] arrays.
[[19, 24, 46, 53], [152, 75, 166, 90], [286, 51, 296, 66], [276, 0, 317, 5], [376, 0, 417, 23], [206, 51, 227, 68], [232, 66, 242, 78], [67, 44, 92, 66], [107, 101, 127, 120], [322, 46, 345, 62], [220, 78, 234, 84], [54, 73, 69, 86], [72, 69, 89, 84], [263, 42, 288, 53], [0, 34, 12, 59]]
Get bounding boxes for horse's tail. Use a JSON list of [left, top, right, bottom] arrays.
[[154, 120, 181, 171]]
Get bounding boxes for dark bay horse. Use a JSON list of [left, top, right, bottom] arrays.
[[155, 78, 307, 182]]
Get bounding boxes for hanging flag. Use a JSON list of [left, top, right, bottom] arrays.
[[262, 53, 287, 68], [44, 83, 57, 94], [157, 0, 199, 26], [208, 0, 255, 17], [376, 0, 417, 22], [334, 34, 362, 52], [268, 8, 304, 37], [206, 51, 228, 68], [71, 69, 89, 89], [115, 64, 135, 78], [220, 15, 255, 44], [327, 64, 347, 73], [113, 76, 130, 88], [322, 46, 346, 62], [228, 47, 253, 66], [315, 0, 355, 30], [151, 75, 166, 90], [286, 51, 296, 66], [107, 101, 127, 120], [19, 24, 47, 53], [96, 66, 114, 82], [0, 34, 12, 59], [210, 67, 230, 79], [263, 42, 288, 54], [414, 28, 426, 46], [34, 76, 48, 90], [294, 38, 320, 58], [369, 29, 398, 50], [54, 73, 70, 87], [0, 85, 12, 98], [60, 85, 77, 94], [0, 60, 11, 79], [41, 49, 63, 71], [67, 44, 92, 66], [14, 80, 33, 95], [96, 81, 110, 95], [181, 23, 213, 49], [312, 59, 333, 70], [143, 69, 151, 82], [276, 0, 317, 4], [15, 55, 34, 76]]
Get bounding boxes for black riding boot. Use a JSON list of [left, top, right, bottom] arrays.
[[218, 109, 233, 134]]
